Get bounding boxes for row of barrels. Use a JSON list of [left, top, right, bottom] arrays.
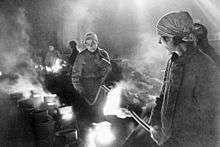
[[10, 93, 79, 147]]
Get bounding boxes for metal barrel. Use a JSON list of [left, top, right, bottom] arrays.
[[54, 128, 78, 146], [17, 99, 35, 126], [33, 108, 55, 147], [10, 92, 23, 105], [34, 119, 55, 147], [33, 109, 52, 123], [18, 99, 35, 110]]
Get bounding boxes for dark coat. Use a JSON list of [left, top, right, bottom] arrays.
[[198, 39, 220, 67], [68, 49, 79, 66], [71, 48, 111, 105], [149, 48, 220, 147], [122, 116, 159, 147]]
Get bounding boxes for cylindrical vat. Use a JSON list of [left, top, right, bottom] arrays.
[[10, 92, 23, 105], [34, 109, 52, 124], [57, 106, 73, 115], [17, 99, 35, 125], [18, 99, 35, 110], [55, 128, 78, 146], [35, 119, 55, 147]]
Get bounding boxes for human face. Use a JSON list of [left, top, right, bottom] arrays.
[[85, 39, 98, 52], [158, 36, 175, 54], [49, 45, 54, 51]]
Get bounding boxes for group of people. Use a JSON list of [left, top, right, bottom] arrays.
[[42, 10, 220, 147]]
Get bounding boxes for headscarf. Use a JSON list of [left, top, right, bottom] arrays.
[[84, 32, 98, 43], [156, 11, 197, 45]]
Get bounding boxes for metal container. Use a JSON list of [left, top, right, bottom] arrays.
[[18, 99, 35, 111], [55, 128, 78, 144], [57, 106, 73, 115], [44, 94, 57, 103], [10, 93, 23, 105], [31, 97, 44, 108], [34, 109, 53, 124], [35, 119, 55, 147]]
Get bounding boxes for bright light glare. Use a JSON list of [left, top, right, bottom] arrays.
[[59, 106, 73, 115], [86, 121, 115, 146], [47, 102, 55, 106], [46, 58, 63, 73], [94, 121, 115, 145], [52, 58, 62, 73], [103, 84, 123, 116], [62, 113, 73, 120], [103, 81, 132, 116], [86, 128, 96, 147], [133, 0, 144, 8]]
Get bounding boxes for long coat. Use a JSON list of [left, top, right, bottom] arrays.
[[71, 48, 111, 105], [198, 39, 220, 67], [149, 47, 220, 147]]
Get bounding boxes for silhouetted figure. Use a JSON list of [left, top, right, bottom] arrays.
[[194, 23, 220, 67], [68, 41, 79, 66]]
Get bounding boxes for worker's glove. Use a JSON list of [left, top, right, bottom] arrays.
[[150, 125, 169, 146]]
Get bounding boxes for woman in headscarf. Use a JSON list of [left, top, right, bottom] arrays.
[[148, 11, 220, 147]]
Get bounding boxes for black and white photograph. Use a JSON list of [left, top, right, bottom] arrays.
[[0, 0, 219, 146]]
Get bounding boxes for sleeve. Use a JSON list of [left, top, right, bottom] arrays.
[[148, 60, 170, 126], [148, 84, 164, 127], [100, 49, 110, 62], [98, 50, 112, 83], [71, 54, 84, 92]]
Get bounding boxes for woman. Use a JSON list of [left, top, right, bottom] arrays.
[[149, 11, 220, 147]]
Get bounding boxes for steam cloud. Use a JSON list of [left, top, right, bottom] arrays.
[[1, 0, 218, 96], [0, 7, 43, 97]]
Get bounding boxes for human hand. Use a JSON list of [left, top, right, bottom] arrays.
[[116, 108, 132, 119], [150, 125, 168, 146]]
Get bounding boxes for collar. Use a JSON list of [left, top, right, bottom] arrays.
[[171, 47, 198, 64]]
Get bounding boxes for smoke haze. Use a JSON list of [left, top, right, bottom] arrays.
[[1, 0, 220, 93], [0, 5, 43, 97]]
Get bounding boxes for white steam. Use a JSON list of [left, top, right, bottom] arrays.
[[0, 8, 31, 72], [0, 7, 44, 98], [56, 0, 98, 49], [130, 33, 169, 79]]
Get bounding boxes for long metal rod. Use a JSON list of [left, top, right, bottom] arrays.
[[129, 110, 152, 133], [102, 85, 152, 133]]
